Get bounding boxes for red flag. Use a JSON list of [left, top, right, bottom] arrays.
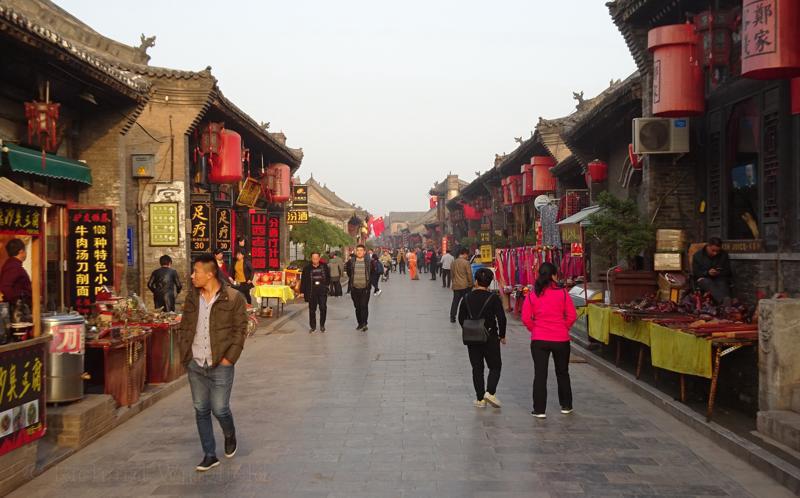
[[373, 217, 385, 238]]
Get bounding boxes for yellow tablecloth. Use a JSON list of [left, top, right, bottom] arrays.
[[609, 312, 651, 346], [252, 285, 295, 303], [588, 305, 612, 345]]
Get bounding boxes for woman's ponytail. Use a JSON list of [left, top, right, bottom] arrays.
[[534, 262, 558, 296]]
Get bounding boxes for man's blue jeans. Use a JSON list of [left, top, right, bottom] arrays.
[[187, 361, 236, 457]]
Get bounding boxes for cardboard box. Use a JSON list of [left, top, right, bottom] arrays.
[[656, 229, 687, 252], [654, 252, 682, 271]]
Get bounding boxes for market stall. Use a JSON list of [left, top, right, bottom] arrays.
[[252, 270, 297, 318], [85, 325, 151, 407]]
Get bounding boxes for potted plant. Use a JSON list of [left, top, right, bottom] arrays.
[[586, 192, 657, 303]]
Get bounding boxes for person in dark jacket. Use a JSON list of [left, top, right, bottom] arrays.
[[370, 253, 383, 296], [428, 249, 439, 281], [691, 237, 733, 304], [345, 244, 372, 331], [300, 252, 331, 333], [147, 255, 183, 312], [458, 268, 506, 409], [231, 251, 254, 305], [0, 238, 32, 308]]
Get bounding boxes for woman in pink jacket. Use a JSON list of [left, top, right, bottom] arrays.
[[521, 262, 578, 418]]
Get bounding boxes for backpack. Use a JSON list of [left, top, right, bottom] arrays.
[[375, 260, 384, 275], [461, 293, 494, 345]]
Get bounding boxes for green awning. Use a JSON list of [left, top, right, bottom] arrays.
[[2, 143, 92, 185]]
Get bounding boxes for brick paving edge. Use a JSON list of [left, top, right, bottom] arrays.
[[570, 333, 800, 494]]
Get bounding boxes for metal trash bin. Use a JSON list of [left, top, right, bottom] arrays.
[[43, 312, 86, 403]]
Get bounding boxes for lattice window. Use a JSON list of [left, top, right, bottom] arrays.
[[708, 131, 722, 227]]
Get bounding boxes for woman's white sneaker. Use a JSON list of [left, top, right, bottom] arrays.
[[473, 399, 487, 408], [561, 408, 573, 414], [483, 393, 501, 408], [531, 412, 546, 418]]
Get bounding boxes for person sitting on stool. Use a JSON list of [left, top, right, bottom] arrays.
[[692, 237, 733, 304]]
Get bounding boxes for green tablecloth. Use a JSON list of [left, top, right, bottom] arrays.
[[585, 305, 712, 379]]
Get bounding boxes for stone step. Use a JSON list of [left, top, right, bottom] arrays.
[[758, 410, 800, 454]]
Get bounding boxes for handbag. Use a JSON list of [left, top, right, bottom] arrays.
[[462, 294, 494, 345]]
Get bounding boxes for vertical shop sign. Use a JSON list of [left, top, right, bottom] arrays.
[[149, 202, 179, 246], [67, 208, 113, 313], [215, 208, 232, 252], [250, 211, 268, 271], [0, 339, 47, 456], [190, 202, 211, 252], [126, 226, 134, 267], [743, 0, 777, 58], [267, 213, 281, 270]]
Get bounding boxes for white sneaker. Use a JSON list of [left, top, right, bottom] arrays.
[[375, 289, 382, 296], [473, 399, 487, 408], [561, 408, 573, 414], [531, 412, 546, 419], [483, 393, 501, 408]]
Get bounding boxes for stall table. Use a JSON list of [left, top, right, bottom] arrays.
[[586, 304, 755, 421], [126, 321, 183, 384], [86, 329, 151, 407], [252, 285, 295, 317]]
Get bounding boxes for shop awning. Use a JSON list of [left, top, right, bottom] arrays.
[[2, 143, 92, 185], [0, 177, 51, 208], [557, 205, 602, 227]]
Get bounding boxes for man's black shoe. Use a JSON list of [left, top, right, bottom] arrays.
[[309, 328, 315, 334], [196, 455, 220, 471], [450, 318, 456, 323], [224, 433, 237, 458], [362, 325, 368, 332], [356, 324, 364, 331]]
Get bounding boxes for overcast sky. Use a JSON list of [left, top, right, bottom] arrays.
[[58, 0, 636, 216]]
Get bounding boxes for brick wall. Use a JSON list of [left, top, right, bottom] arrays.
[[732, 259, 800, 304]]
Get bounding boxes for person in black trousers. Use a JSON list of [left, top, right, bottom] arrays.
[[458, 268, 506, 408], [147, 255, 182, 312], [300, 252, 331, 333], [345, 245, 372, 331], [429, 250, 439, 281]]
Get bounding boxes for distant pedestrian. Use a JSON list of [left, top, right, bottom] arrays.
[[458, 268, 506, 408], [407, 249, 419, 280], [449, 247, 474, 323], [345, 244, 372, 331], [428, 249, 438, 281], [397, 249, 407, 274], [147, 255, 182, 312], [440, 250, 454, 288], [370, 253, 383, 296], [380, 250, 392, 282], [521, 262, 578, 419], [328, 252, 344, 297], [213, 248, 231, 282], [300, 252, 331, 333], [180, 253, 246, 472], [231, 251, 253, 305], [418, 248, 427, 273]]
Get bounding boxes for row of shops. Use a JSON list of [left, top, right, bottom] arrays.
[[427, 0, 800, 457], [0, 2, 305, 491]]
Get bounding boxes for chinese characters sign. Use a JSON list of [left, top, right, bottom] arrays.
[[0, 203, 41, 235], [288, 184, 309, 225], [267, 213, 281, 270], [0, 337, 47, 456], [286, 209, 309, 225], [149, 202, 179, 247], [292, 185, 308, 207], [215, 208, 232, 252], [250, 212, 280, 271], [68, 208, 113, 312], [480, 244, 493, 263], [190, 202, 211, 252], [49, 323, 84, 354], [743, 0, 776, 58]]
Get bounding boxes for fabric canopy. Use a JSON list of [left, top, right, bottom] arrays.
[[3, 143, 92, 185]]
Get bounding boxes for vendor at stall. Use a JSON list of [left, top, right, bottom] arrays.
[[692, 237, 732, 304], [0, 238, 32, 306]]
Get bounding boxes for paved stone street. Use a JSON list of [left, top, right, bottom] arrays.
[[12, 275, 791, 498]]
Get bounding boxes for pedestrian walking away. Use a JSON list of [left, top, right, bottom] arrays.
[[147, 254, 182, 312], [231, 251, 254, 305], [521, 262, 578, 418], [300, 252, 331, 333], [345, 244, 372, 331], [407, 249, 419, 280], [370, 253, 383, 296], [419, 248, 427, 273], [428, 249, 439, 280], [397, 249, 407, 274], [458, 268, 506, 408], [327, 251, 344, 297], [440, 250, 454, 288], [380, 250, 392, 282], [449, 247, 474, 322], [179, 253, 247, 472]]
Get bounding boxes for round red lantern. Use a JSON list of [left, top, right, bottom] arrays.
[[741, 0, 800, 80], [207, 129, 243, 184], [264, 163, 291, 202], [792, 78, 800, 115], [586, 159, 608, 184], [647, 24, 704, 117]]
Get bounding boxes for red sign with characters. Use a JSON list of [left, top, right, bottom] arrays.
[[250, 211, 267, 271], [267, 213, 281, 270]]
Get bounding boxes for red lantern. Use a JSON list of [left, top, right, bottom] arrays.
[[207, 129, 243, 184], [501, 178, 511, 206], [200, 122, 224, 155], [509, 175, 523, 204], [693, 10, 734, 69], [24, 101, 60, 152], [521, 163, 535, 197], [463, 203, 481, 220], [647, 24, 704, 117], [530, 156, 557, 193], [264, 163, 291, 202], [741, 0, 800, 80], [792, 78, 800, 115], [586, 159, 608, 184]]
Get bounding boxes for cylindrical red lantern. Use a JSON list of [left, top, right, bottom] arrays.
[[521, 163, 535, 197], [741, 0, 800, 80], [509, 175, 523, 204], [586, 159, 608, 184], [530, 156, 557, 193], [207, 129, 243, 184], [501, 177, 511, 206], [647, 24, 704, 116], [265, 163, 291, 202], [792, 78, 800, 115]]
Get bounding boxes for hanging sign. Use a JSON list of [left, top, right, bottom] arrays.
[[149, 202, 179, 247], [292, 185, 308, 207], [67, 208, 113, 313], [479, 230, 491, 244], [190, 201, 211, 252], [742, 0, 777, 60], [0, 203, 41, 235], [250, 211, 268, 271], [0, 337, 48, 456], [126, 226, 134, 267], [236, 177, 262, 207], [267, 213, 281, 270], [215, 208, 232, 251], [480, 244, 493, 263], [286, 209, 309, 225]]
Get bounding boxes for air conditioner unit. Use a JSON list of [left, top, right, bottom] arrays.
[[632, 118, 690, 154]]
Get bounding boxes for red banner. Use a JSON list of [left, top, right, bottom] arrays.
[[250, 211, 267, 271]]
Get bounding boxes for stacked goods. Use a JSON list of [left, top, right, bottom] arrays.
[[654, 229, 686, 273]]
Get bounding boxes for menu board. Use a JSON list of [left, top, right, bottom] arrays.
[[0, 338, 47, 456], [0, 203, 41, 235], [149, 202, 179, 247], [215, 208, 232, 252], [68, 208, 113, 313], [190, 201, 211, 252]]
